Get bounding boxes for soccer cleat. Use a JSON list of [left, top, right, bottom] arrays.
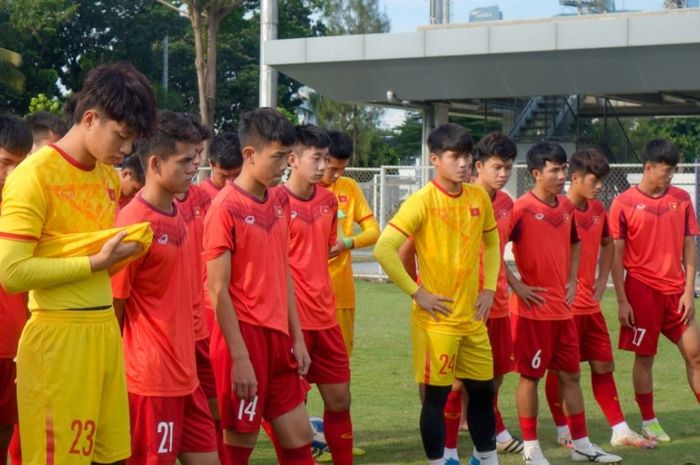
[[557, 430, 574, 449], [610, 428, 657, 449], [571, 443, 622, 463], [352, 446, 366, 456], [446, 458, 461, 465], [523, 446, 551, 465], [497, 436, 525, 453], [315, 447, 366, 462], [641, 420, 670, 442]]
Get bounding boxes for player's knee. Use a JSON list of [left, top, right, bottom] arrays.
[[325, 391, 351, 411], [591, 360, 615, 374], [634, 354, 655, 369], [223, 429, 258, 448], [462, 378, 495, 403], [423, 384, 452, 411], [558, 370, 581, 386]]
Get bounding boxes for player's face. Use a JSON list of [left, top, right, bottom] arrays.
[[84, 112, 135, 165], [321, 157, 349, 185], [476, 156, 514, 190], [432, 151, 471, 184], [247, 142, 291, 187], [119, 168, 144, 198], [644, 162, 675, 191], [573, 173, 603, 200], [0, 148, 27, 193], [156, 141, 198, 194], [291, 146, 329, 185], [534, 161, 567, 196], [211, 164, 241, 187]]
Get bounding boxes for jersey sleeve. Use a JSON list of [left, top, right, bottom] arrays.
[[481, 189, 497, 232], [608, 199, 625, 240], [0, 168, 46, 241], [387, 193, 425, 238], [202, 203, 236, 260], [509, 204, 523, 243], [329, 197, 339, 248], [684, 199, 700, 236], [350, 180, 380, 249], [602, 211, 610, 239], [570, 218, 580, 243]]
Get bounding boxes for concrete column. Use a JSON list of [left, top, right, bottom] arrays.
[[260, 0, 278, 108]]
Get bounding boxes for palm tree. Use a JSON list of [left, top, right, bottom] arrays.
[[0, 47, 25, 92]]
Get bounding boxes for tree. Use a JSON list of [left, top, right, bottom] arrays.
[[0, 48, 24, 92]]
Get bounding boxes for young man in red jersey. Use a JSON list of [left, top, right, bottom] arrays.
[[0, 114, 32, 465], [544, 149, 656, 450], [118, 154, 146, 210], [204, 108, 315, 465], [609, 139, 700, 442], [201, 132, 243, 199], [507, 142, 620, 465], [112, 111, 218, 465]]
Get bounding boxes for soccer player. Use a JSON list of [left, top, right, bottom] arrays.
[[112, 111, 218, 465], [375, 123, 501, 465], [544, 148, 656, 450], [118, 153, 145, 209], [609, 139, 700, 442], [203, 108, 315, 465], [321, 130, 380, 357], [282, 124, 354, 465], [507, 142, 621, 465], [0, 114, 32, 465], [25, 110, 68, 153], [0, 62, 157, 465], [201, 132, 243, 199]]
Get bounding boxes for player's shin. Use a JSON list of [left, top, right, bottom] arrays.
[[420, 385, 452, 460], [462, 379, 497, 454]]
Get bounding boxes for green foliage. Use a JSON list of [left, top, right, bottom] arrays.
[[28, 92, 62, 114], [276, 106, 299, 125], [0, 47, 24, 92], [628, 117, 700, 161]]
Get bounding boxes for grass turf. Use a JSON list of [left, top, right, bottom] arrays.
[[252, 280, 700, 464]]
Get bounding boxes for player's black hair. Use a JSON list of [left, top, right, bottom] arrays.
[[209, 132, 242, 170], [25, 111, 69, 139], [64, 62, 157, 138], [641, 138, 680, 167], [238, 107, 295, 149], [121, 153, 145, 184], [181, 112, 211, 142], [474, 132, 517, 163], [526, 141, 567, 174], [0, 114, 33, 156], [295, 124, 330, 151], [327, 130, 353, 160], [137, 110, 200, 169], [427, 123, 473, 157], [568, 148, 609, 179]]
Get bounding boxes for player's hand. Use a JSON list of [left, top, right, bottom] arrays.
[[473, 289, 495, 321], [292, 338, 311, 376], [511, 280, 546, 309], [678, 291, 696, 324], [566, 279, 577, 306], [618, 300, 635, 328], [89, 231, 142, 272], [231, 355, 258, 400], [412, 287, 453, 321], [593, 277, 607, 302], [329, 239, 347, 258]]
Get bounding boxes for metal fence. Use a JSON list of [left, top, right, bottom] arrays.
[[196, 163, 700, 280]]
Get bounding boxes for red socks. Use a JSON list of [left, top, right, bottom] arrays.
[[566, 412, 588, 440], [324, 409, 353, 465], [519, 416, 538, 441], [635, 392, 655, 421], [0, 446, 7, 465], [444, 389, 462, 449], [224, 445, 253, 465], [9, 425, 20, 465], [545, 370, 567, 427], [591, 372, 625, 426], [493, 391, 506, 435], [695, 392, 700, 404], [279, 444, 315, 465]]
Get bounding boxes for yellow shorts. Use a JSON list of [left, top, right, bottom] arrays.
[[336, 307, 355, 357], [412, 325, 493, 386], [16, 309, 130, 465]]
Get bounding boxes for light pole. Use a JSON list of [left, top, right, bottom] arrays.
[[260, 0, 278, 108]]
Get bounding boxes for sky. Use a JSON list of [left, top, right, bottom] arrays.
[[381, 0, 667, 33]]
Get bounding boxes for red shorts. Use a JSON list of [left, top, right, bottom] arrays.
[[303, 325, 351, 385], [195, 337, 217, 399], [486, 316, 514, 377], [573, 312, 613, 362], [127, 387, 217, 465], [511, 315, 580, 379], [0, 358, 17, 424], [619, 274, 687, 356], [210, 321, 306, 434]]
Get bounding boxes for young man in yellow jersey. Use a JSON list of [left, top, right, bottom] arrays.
[[0, 62, 157, 465], [375, 123, 501, 465], [320, 130, 380, 357]]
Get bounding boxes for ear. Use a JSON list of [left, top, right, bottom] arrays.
[[429, 152, 439, 167], [148, 154, 160, 175], [119, 169, 130, 180], [81, 109, 99, 128], [475, 160, 484, 172], [242, 145, 256, 163], [287, 150, 298, 169]]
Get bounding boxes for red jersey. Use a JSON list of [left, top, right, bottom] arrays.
[[609, 186, 699, 295], [486, 190, 513, 319], [509, 192, 579, 320], [112, 195, 198, 397], [282, 185, 338, 330], [201, 178, 224, 201], [571, 199, 609, 315], [118, 195, 133, 211], [0, 200, 27, 358], [176, 184, 212, 341], [202, 183, 291, 334]]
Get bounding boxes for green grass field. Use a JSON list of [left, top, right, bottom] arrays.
[[252, 280, 700, 465]]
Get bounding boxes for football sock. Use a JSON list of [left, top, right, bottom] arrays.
[[493, 391, 507, 435], [279, 444, 315, 465], [224, 445, 253, 465], [444, 389, 462, 449], [473, 448, 498, 465], [8, 425, 20, 465], [324, 409, 353, 465], [519, 416, 538, 441], [572, 436, 593, 451], [0, 446, 7, 465], [463, 379, 496, 452], [695, 392, 700, 403], [420, 384, 452, 459], [634, 392, 656, 421], [496, 429, 512, 443], [591, 372, 625, 427], [611, 421, 631, 435], [523, 439, 541, 455], [545, 370, 567, 427], [566, 411, 588, 441]]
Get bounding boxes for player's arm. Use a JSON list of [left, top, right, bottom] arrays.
[[113, 298, 126, 329], [398, 236, 418, 281], [329, 184, 380, 257], [679, 235, 697, 323], [286, 268, 310, 375], [594, 236, 614, 301], [566, 222, 581, 305], [474, 226, 499, 321], [611, 239, 633, 327], [207, 252, 257, 400]]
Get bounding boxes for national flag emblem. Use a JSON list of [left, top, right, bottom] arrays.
[[320, 206, 329, 214], [107, 188, 116, 201], [274, 205, 284, 217], [338, 195, 348, 202], [470, 208, 480, 216]]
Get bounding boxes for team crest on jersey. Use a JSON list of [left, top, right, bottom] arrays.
[[636, 203, 646, 210], [274, 205, 284, 218], [245, 215, 256, 224], [669, 202, 678, 210], [470, 208, 480, 216], [320, 205, 329, 214], [107, 188, 116, 202], [563, 213, 571, 223], [158, 234, 169, 245], [338, 195, 348, 203], [498, 209, 509, 218], [592, 215, 600, 224], [291, 211, 298, 219], [535, 213, 545, 221], [194, 206, 201, 217]]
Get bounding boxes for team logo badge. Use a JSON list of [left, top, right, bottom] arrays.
[[669, 202, 678, 210], [592, 215, 600, 224], [563, 213, 571, 223], [274, 205, 284, 218], [291, 211, 298, 219], [158, 234, 169, 245], [320, 206, 329, 214], [245, 215, 256, 224], [636, 203, 646, 210], [194, 207, 201, 217], [470, 208, 480, 216], [338, 195, 348, 202], [535, 213, 545, 220]]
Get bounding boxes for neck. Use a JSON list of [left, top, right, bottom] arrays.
[[638, 178, 666, 197], [434, 176, 462, 195], [54, 126, 97, 168], [566, 189, 588, 209], [532, 185, 557, 206], [141, 182, 175, 213], [285, 175, 315, 200], [234, 173, 267, 201], [474, 178, 496, 198]]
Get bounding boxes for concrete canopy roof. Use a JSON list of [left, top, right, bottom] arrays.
[[265, 9, 700, 107]]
